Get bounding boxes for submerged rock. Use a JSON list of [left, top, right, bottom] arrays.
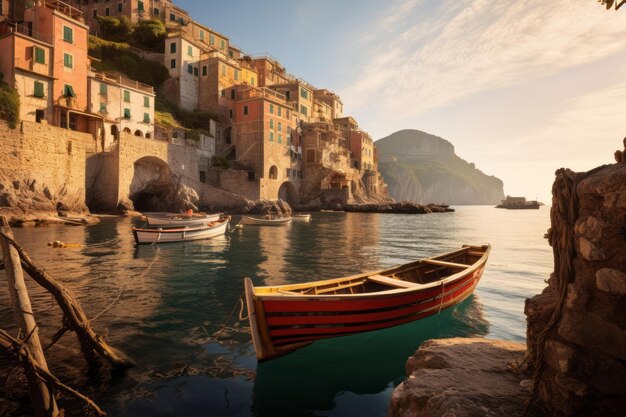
[[389, 337, 527, 417]]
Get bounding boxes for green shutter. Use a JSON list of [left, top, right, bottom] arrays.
[[143, 113, 150, 123], [99, 103, 107, 114], [278, 134, 282, 144], [170, 42, 176, 53], [63, 26, 73, 43], [270, 132, 274, 142], [33, 81, 44, 98], [187, 64, 193, 74], [34, 47, 45, 64], [63, 53, 73, 68], [124, 108, 131, 119], [64, 84, 75, 97], [210, 34, 215, 45], [138, 1, 144, 12], [202, 66, 207, 76], [124, 90, 130, 102], [144, 96, 149, 107], [99, 83, 107, 95], [269, 119, 273, 129], [234, 70, 239, 80], [188, 45, 193, 56]]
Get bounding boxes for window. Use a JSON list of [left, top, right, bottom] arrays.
[[269, 119, 273, 129], [118, 3, 122, 12], [229, 109, 233, 118], [243, 105, 248, 115], [63, 26, 73, 43], [138, 1, 144, 12], [278, 134, 282, 144], [99, 83, 107, 96], [187, 64, 193, 74], [143, 113, 150, 123], [93, 10, 97, 17], [221, 89, 225, 97], [193, 66, 198, 76], [277, 106, 282, 117], [144, 96, 150, 107], [300, 104, 308, 116], [210, 34, 215, 45], [170, 59, 176, 69], [300, 87, 308, 99], [230, 89, 235, 99], [123, 108, 131, 119], [123, 90, 130, 102], [278, 122, 282, 132], [63, 53, 73, 69], [199, 30, 205, 41], [220, 39, 225, 50], [202, 66, 207, 76], [251, 77, 255, 86], [285, 90, 290, 100], [170, 13, 175, 21], [153, 8, 159, 16], [187, 45, 193, 56], [63, 84, 75, 97], [270, 132, 274, 142], [221, 65, 226, 76], [170, 42, 176, 53], [105, 8, 109, 16], [33, 46, 45, 64], [33, 81, 44, 98], [234, 70, 239, 80], [269, 104, 274, 114], [99, 103, 107, 114]]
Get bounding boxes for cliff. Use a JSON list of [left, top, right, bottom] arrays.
[[376, 130, 504, 205]]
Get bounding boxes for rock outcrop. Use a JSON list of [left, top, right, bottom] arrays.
[[376, 130, 505, 205], [524, 162, 626, 416], [389, 338, 527, 417]]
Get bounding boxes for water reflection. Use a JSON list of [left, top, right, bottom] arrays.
[[252, 296, 488, 417]]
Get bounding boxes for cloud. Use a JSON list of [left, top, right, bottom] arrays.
[[342, 0, 626, 118]]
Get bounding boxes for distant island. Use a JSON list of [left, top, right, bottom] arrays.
[[376, 129, 505, 205]]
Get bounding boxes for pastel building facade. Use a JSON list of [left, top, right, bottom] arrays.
[[88, 72, 155, 147], [71, 0, 187, 28], [163, 34, 202, 111]]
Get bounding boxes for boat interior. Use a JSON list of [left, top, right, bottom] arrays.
[[261, 245, 488, 296]]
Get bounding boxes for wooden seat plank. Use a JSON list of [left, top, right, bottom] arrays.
[[368, 274, 418, 288], [423, 259, 471, 268]]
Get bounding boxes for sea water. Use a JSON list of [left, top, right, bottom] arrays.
[[0, 206, 551, 416]]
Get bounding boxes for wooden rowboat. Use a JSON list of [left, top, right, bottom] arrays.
[[145, 212, 221, 227], [133, 218, 229, 244], [242, 216, 292, 226], [292, 214, 311, 222], [244, 244, 490, 361]]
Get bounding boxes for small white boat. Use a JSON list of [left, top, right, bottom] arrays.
[[133, 218, 229, 244], [242, 216, 292, 226], [145, 212, 221, 227], [292, 214, 311, 222]]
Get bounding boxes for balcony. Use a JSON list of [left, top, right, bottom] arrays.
[[236, 86, 287, 103], [92, 71, 154, 94], [0, 21, 53, 45], [14, 58, 50, 76]]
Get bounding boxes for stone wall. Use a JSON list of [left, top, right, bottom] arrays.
[[0, 119, 97, 219], [525, 162, 626, 416]]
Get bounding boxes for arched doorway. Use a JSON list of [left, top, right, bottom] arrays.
[[134, 130, 143, 137], [123, 127, 131, 134], [129, 156, 176, 212], [278, 181, 298, 206], [269, 165, 278, 179]]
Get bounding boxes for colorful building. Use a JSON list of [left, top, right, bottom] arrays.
[[88, 71, 155, 147], [163, 33, 205, 111], [270, 80, 315, 123], [70, 0, 188, 28], [228, 85, 301, 203], [314, 89, 343, 120]]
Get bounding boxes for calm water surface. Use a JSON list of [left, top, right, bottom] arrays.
[[0, 206, 552, 416]]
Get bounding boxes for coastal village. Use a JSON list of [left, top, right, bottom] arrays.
[[0, 0, 391, 219]]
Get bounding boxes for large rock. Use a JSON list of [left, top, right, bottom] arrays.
[[389, 338, 527, 417]]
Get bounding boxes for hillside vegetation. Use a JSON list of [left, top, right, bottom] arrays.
[[377, 130, 504, 205]]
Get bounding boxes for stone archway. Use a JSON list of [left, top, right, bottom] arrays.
[[278, 181, 298, 206], [123, 127, 132, 134], [269, 165, 278, 179], [134, 130, 143, 137], [129, 156, 181, 212]]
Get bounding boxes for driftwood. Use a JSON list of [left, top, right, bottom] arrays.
[[0, 329, 106, 417], [0, 217, 59, 417], [0, 230, 135, 369]]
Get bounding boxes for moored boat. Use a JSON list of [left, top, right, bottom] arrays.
[[242, 216, 292, 226], [495, 196, 541, 209], [244, 244, 490, 361], [145, 212, 222, 227], [133, 218, 229, 244], [292, 214, 311, 222]]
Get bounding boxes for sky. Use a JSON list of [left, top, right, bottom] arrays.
[[177, 0, 626, 202]]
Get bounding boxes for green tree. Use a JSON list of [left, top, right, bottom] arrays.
[[95, 16, 133, 42], [0, 73, 20, 129], [131, 19, 167, 51]]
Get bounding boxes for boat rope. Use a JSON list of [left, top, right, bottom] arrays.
[[228, 219, 243, 234], [152, 228, 163, 246], [437, 281, 445, 314], [522, 165, 607, 416], [214, 292, 245, 338], [91, 246, 161, 322], [238, 297, 248, 321]]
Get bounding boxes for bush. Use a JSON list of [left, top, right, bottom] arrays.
[[155, 95, 218, 131], [88, 36, 170, 87], [95, 16, 133, 42], [131, 19, 166, 51], [0, 73, 20, 129]]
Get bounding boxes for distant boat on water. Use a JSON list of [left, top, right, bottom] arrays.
[[495, 196, 542, 209]]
